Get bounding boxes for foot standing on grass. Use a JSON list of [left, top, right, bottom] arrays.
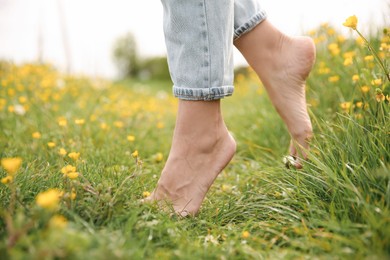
[[146, 0, 316, 216]]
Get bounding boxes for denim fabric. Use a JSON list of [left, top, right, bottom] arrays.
[[161, 0, 266, 101]]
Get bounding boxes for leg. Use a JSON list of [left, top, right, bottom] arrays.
[[233, 4, 315, 167], [147, 0, 236, 216]]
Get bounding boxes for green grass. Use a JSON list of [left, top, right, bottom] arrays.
[[0, 24, 389, 259]]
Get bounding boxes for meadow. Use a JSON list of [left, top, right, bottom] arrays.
[[0, 19, 389, 259]]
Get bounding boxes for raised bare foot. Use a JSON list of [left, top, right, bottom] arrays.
[[145, 100, 236, 216], [235, 21, 316, 168]]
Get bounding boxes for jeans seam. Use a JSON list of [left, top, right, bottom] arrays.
[[202, 0, 211, 95]]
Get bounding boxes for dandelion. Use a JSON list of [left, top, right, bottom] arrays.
[[343, 15, 358, 30], [47, 142, 56, 148], [68, 152, 80, 161], [32, 132, 41, 139], [1, 175, 13, 184], [242, 231, 250, 239], [49, 215, 68, 229], [127, 135, 135, 142], [142, 191, 151, 198], [1, 157, 22, 175], [131, 150, 139, 158], [36, 189, 61, 210], [59, 148, 67, 156]]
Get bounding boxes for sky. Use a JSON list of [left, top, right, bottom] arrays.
[[0, 0, 388, 79]]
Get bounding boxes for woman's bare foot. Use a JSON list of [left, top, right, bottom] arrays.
[[235, 20, 316, 168], [146, 100, 236, 216]]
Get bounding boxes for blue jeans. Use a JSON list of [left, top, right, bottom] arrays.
[[161, 0, 267, 100]]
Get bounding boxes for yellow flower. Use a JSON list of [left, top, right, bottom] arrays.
[[75, 119, 85, 125], [361, 86, 370, 93], [47, 142, 56, 148], [376, 93, 385, 102], [156, 122, 164, 129], [68, 152, 80, 161], [328, 76, 340, 83], [58, 117, 67, 127], [154, 152, 163, 163], [356, 101, 363, 108], [61, 165, 76, 175], [67, 171, 79, 179], [114, 121, 124, 128], [70, 189, 77, 200], [36, 189, 61, 210], [59, 148, 67, 156], [343, 57, 353, 66], [352, 75, 359, 82], [32, 132, 41, 139], [242, 231, 250, 239], [343, 15, 358, 30], [142, 191, 151, 198], [1, 175, 13, 184], [327, 43, 340, 56], [100, 122, 108, 130], [49, 215, 67, 229], [1, 157, 22, 175], [364, 55, 374, 62], [131, 150, 139, 158], [127, 135, 135, 142], [340, 102, 352, 111], [371, 79, 382, 86]]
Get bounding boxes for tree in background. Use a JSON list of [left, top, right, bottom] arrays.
[[112, 32, 170, 81], [112, 32, 139, 78]]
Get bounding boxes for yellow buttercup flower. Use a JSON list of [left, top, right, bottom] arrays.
[[59, 148, 67, 156], [352, 75, 359, 82], [36, 189, 61, 210], [142, 191, 151, 198], [343, 57, 353, 66], [131, 150, 139, 158], [127, 135, 135, 142], [68, 152, 80, 161], [32, 132, 41, 139], [361, 86, 370, 93], [340, 102, 352, 111], [328, 76, 340, 83], [371, 79, 382, 86], [47, 142, 56, 148], [61, 165, 76, 175], [154, 152, 164, 163], [343, 15, 358, 30], [49, 215, 68, 229], [67, 171, 79, 179], [1, 157, 22, 175], [364, 55, 374, 62], [241, 231, 250, 239], [1, 175, 13, 184], [75, 119, 85, 125]]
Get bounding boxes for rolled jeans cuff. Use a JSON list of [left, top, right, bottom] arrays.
[[173, 85, 234, 101], [234, 10, 267, 40]]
